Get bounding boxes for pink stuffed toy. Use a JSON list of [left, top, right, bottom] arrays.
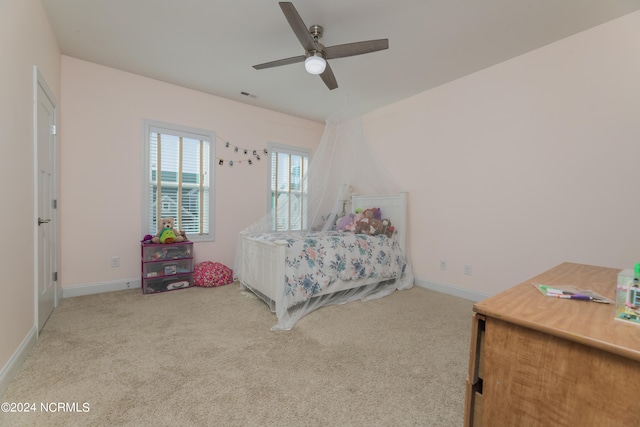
[[336, 214, 354, 231], [346, 211, 364, 232], [346, 212, 364, 233]]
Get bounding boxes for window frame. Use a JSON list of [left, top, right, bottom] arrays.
[[142, 120, 216, 243], [267, 142, 311, 232]]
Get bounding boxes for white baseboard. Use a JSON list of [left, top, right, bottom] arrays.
[[62, 278, 141, 298], [0, 326, 37, 398], [414, 277, 491, 302]]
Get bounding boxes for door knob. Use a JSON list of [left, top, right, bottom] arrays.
[[38, 217, 51, 226]]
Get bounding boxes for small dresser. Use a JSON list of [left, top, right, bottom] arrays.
[[141, 242, 194, 294], [464, 262, 640, 426]]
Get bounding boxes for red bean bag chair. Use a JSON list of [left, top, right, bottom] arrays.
[[193, 261, 233, 287]]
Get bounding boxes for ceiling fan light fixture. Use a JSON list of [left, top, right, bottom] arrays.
[[305, 55, 326, 75]]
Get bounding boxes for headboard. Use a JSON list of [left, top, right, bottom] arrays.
[[351, 192, 408, 253]]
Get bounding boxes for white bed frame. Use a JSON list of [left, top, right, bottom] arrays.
[[237, 192, 408, 305]]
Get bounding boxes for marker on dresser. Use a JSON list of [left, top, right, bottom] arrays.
[[547, 293, 592, 300], [540, 285, 573, 295]]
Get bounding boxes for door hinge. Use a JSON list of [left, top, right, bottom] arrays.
[[53, 272, 58, 281], [52, 199, 57, 209], [50, 124, 57, 135]]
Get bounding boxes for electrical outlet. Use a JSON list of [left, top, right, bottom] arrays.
[[111, 256, 120, 268], [440, 260, 447, 271], [464, 264, 472, 276]]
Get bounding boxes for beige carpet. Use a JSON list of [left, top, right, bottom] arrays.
[[1, 283, 474, 426]]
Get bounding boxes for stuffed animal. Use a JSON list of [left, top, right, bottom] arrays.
[[157, 228, 177, 244], [346, 211, 364, 232], [361, 208, 381, 221], [355, 216, 383, 235], [354, 208, 381, 235], [336, 214, 355, 232], [380, 218, 395, 238], [353, 208, 395, 237], [151, 217, 185, 244], [336, 208, 394, 236]]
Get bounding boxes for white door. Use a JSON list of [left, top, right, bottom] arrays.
[[36, 71, 57, 331]]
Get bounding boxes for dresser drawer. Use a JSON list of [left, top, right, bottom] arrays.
[[142, 258, 193, 278], [142, 273, 193, 294]]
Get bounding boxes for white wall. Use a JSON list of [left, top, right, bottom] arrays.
[[59, 57, 324, 290], [363, 11, 640, 296], [0, 0, 60, 391]]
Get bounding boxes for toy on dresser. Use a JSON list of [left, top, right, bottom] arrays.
[[150, 217, 187, 244], [615, 263, 640, 325]]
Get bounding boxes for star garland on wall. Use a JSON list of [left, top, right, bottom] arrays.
[[216, 137, 269, 167]]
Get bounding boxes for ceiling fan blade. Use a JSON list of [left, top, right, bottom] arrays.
[[253, 55, 306, 70], [320, 62, 338, 90], [279, 2, 317, 52], [324, 39, 389, 60]]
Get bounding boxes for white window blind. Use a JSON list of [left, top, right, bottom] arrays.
[[144, 122, 215, 242], [269, 143, 309, 231]]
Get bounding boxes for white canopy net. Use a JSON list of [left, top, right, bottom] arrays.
[[234, 108, 413, 330]]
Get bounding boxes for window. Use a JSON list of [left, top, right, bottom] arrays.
[[268, 143, 310, 231], [143, 121, 215, 242]]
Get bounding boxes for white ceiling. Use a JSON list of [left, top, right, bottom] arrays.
[[41, 0, 640, 123]]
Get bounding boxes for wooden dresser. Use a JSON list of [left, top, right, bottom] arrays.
[[464, 262, 640, 426]]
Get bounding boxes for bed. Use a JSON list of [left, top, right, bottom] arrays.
[[236, 192, 412, 330]]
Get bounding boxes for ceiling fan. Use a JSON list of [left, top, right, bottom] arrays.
[[252, 2, 389, 90]]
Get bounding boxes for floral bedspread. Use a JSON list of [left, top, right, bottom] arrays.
[[249, 231, 407, 306]]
